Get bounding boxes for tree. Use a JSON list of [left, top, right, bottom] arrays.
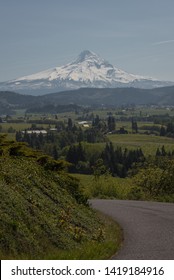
[[66, 143, 86, 165], [92, 158, 108, 180], [31, 123, 37, 130], [66, 143, 86, 173], [102, 142, 117, 175], [16, 131, 23, 142], [67, 118, 73, 130], [156, 147, 161, 157], [119, 127, 128, 134], [77, 142, 86, 162], [134, 160, 174, 197], [8, 126, 15, 133], [166, 122, 174, 134], [92, 115, 100, 127], [160, 126, 166, 136], [134, 166, 163, 196], [161, 145, 167, 156], [52, 145, 58, 160], [131, 118, 138, 133], [66, 145, 77, 164], [107, 116, 116, 132], [77, 127, 84, 142]]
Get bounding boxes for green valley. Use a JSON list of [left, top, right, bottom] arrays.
[[1, 89, 174, 259]]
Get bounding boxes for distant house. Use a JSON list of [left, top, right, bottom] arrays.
[[49, 128, 57, 132], [78, 121, 88, 125], [22, 130, 47, 135], [82, 124, 90, 128], [78, 121, 90, 128]]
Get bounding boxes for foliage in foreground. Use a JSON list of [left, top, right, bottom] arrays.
[[76, 155, 174, 203], [75, 173, 143, 201], [0, 136, 122, 259]]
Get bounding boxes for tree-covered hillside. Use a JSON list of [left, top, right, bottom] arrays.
[[1, 86, 174, 112]]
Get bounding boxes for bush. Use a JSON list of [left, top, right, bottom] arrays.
[[127, 186, 144, 200], [37, 155, 70, 171], [134, 159, 174, 198]]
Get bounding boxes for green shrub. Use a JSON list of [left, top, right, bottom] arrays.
[[134, 159, 174, 198], [127, 186, 144, 200]]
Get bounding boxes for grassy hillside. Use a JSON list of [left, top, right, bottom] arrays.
[[0, 136, 122, 259]]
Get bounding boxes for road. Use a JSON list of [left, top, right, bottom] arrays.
[[90, 199, 174, 259]]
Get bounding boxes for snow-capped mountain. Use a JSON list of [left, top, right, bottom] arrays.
[[0, 50, 173, 95]]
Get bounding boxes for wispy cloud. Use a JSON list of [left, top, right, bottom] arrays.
[[152, 39, 174, 45]]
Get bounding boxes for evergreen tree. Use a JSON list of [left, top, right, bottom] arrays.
[[52, 145, 58, 160], [161, 145, 167, 156], [131, 118, 138, 133], [77, 142, 86, 162], [107, 116, 116, 132], [92, 115, 100, 127], [67, 118, 73, 130], [16, 131, 23, 142], [166, 122, 174, 134], [156, 147, 161, 157], [66, 145, 78, 164], [160, 126, 166, 136], [77, 127, 84, 142], [38, 132, 44, 146]]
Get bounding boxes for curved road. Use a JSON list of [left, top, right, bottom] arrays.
[[90, 199, 174, 259]]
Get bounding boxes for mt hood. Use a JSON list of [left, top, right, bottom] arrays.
[[0, 50, 173, 95]]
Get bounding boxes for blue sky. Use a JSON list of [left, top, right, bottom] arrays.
[[0, 0, 174, 82]]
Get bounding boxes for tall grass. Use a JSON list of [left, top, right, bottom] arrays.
[[75, 174, 143, 200]]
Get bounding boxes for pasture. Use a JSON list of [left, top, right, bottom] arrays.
[[107, 133, 174, 156]]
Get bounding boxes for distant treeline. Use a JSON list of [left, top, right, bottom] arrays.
[[26, 104, 83, 114]]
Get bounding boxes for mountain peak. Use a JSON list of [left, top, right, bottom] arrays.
[[0, 50, 173, 95], [79, 50, 94, 58], [74, 50, 104, 64]]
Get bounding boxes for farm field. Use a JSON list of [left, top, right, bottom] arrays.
[[1, 106, 174, 156], [107, 133, 174, 156], [79, 133, 174, 158]]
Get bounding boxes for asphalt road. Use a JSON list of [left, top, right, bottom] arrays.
[[90, 199, 174, 259]]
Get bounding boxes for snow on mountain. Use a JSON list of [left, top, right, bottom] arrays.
[[13, 50, 149, 84], [0, 50, 173, 95]]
